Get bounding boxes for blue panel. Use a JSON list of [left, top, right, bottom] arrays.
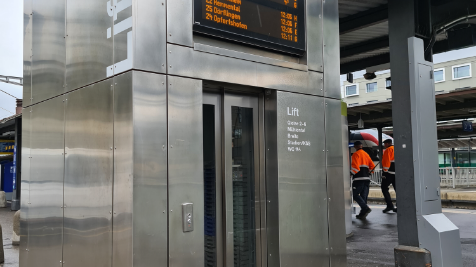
[[2, 162, 14, 193]]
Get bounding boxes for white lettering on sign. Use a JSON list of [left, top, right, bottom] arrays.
[[286, 106, 310, 153], [287, 107, 299, 116]]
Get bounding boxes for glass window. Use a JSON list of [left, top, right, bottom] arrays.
[[453, 64, 471, 80], [385, 79, 391, 89], [438, 153, 445, 167], [434, 69, 444, 82], [346, 84, 358, 96], [366, 82, 378, 93]]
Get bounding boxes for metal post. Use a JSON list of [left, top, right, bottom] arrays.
[[11, 117, 21, 211], [452, 167, 456, 189], [389, 0, 462, 265]]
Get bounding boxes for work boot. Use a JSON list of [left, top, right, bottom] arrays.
[[382, 207, 395, 213], [393, 208, 397, 213], [361, 207, 372, 218]]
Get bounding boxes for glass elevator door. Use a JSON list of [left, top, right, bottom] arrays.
[[203, 92, 261, 267]]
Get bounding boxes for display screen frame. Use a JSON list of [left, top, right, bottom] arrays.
[[193, 0, 306, 55]]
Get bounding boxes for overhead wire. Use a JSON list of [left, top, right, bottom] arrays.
[[0, 106, 14, 114], [0, 89, 17, 99]]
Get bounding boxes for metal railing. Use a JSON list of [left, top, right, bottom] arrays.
[[370, 169, 383, 186], [439, 167, 476, 188], [368, 167, 476, 187]]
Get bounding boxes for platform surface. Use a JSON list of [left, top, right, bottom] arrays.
[[347, 204, 476, 266]]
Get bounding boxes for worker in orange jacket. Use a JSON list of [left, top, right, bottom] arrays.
[[351, 141, 375, 219], [381, 139, 397, 213]]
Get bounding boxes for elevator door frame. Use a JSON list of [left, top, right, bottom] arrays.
[[203, 90, 266, 267]]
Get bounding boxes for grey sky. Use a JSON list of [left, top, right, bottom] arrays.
[[0, 1, 22, 119]]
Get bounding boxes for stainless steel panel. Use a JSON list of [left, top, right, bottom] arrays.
[[23, 0, 32, 107], [31, 0, 65, 104], [19, 107, 31, 267], [63, 79, 113, 267], [133, 0, 167, 73], [267, 91, 329, 267], [167, 0, 193, 47], [168, 76, 204, 267], [66, 0, 113, 91], [113, 71, 133, 267], [194, 43, 308, 71], [323, 0, 341, 99], [131, 71, 168, 267], [28, 97, 65, 267], [168, 44, 320, 95], [341, 115, 352, 236], [325, 99, 347, 266], [306, 0, 323, 72]]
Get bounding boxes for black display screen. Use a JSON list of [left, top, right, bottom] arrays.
[[193, 0, 306, 55]]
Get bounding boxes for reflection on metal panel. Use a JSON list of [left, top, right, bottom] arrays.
[[131, 71, 168, 266], [66, 0, 113, 91], [31, 0, 65, 104], [113, 72, 133, 267], [64, 79, 113, 267], [323, 0, 341, 99], [167, 44, 320, 95], [167, 0, 193, 47], [306, 0, 323, 72], [19, 108, 31, 267], [23, 0, 32, 107], [341, 115, 352, 236], [168, 76, 204, 267], [267, 91, 329, 267], [28, 97, 65, 267], [133, 0, 167, 73], [325, 99, 347, 266]]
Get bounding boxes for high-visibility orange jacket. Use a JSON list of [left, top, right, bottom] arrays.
[[351, 149, 375, 181], [382, 145, 395, 174]]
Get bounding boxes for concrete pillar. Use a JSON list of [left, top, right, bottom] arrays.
[[12, 210, 20, 246], [0, 223, 4, 263], [0, 191, 6, 208]]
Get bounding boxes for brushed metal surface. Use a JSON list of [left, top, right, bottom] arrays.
[[168, 76, 204, 267], [306, 0, 324, 72], [131, 71, 168, 266], [325, 99, 347, 266], [167, 44, 320, 95], [28, 96, 65, 267], [112, 71, 133, 267], [270, 91, 329, 267], [323, 0, 341, 99], [193, 43, 308, 71], [63, 79, 113, 267], [341, 115, 352, 236], [167, 0, 193, 47], [133, 0, 167, 73], [66, 0, 113, 91], [23, 0, 32, 107], [31, 0, 65, 104], [19, 107, 31, 267], [223, 93, 261, 267]]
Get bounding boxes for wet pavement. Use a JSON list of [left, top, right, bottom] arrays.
[[347, 204, 476, 267], [0, 203, 19, 267]]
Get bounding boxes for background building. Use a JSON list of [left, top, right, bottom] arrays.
[[343, 57, 476, 105]]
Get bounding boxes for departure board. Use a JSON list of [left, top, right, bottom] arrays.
[[193, 0, 306, 55]]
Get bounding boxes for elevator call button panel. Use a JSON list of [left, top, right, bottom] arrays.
[[182, 203, 194, 232]]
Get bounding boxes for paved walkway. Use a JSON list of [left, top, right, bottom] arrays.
[[347, 204, 476, 266], [0, 204, 18, 267]]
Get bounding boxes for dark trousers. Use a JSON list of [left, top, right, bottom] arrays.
[[352, 180, 370, 211], [381, 173, 396, 208]]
